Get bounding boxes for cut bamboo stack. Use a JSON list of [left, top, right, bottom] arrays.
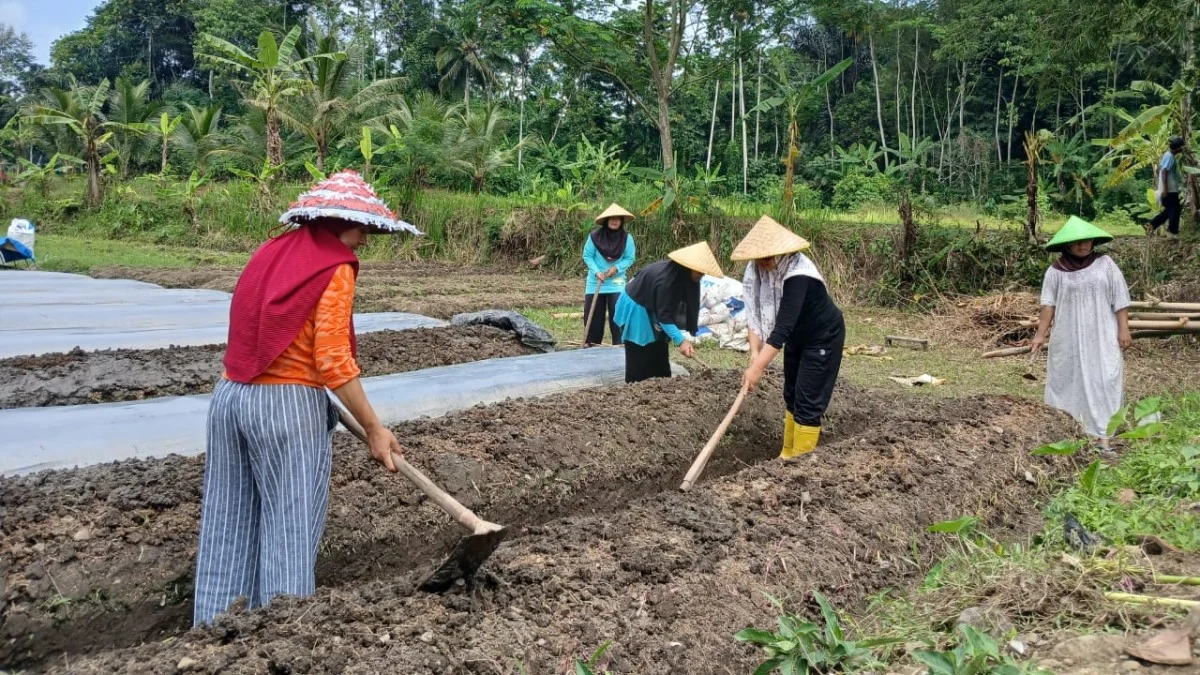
[[983, 299, 1200, 358], [1015, 300, 1200, 337]]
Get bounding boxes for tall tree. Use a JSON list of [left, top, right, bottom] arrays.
[[548, 0, 697, 171], [198, 26, 324, 166], [280, 19, 404, 170], [25, 78, 120, 206]]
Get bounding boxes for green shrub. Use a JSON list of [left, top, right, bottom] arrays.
[[832, 173, 893, 211]]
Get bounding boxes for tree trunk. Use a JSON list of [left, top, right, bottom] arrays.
[[994, 67, 1004, 164], [782, 118, 799, 217], [869, 31, 888, 164], [1182, 16, 1200, 224], [754, 53, 762, 160], [826, 73, 835, 158], [316, 138, 327, 172], [266, 109, 284, 167], [1024, 133, 1039, 242], [911, 26, 919, 143], [739, 57, 748, 193], [464, 62, 471, 109], [86, 140, 102, 208], [518, 64, 525, 171], [161, 135, 169, 174], [895, 27, 902, 148], [1006, 71, 1020, 163], [958, 60, 966, 134], [706, 79, 719, 171], [641, 0, 684, 171]]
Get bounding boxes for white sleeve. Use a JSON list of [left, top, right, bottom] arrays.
[[1039, 267, 1059, 307], [1105, 258, 1131, 313], [742, 265, 763, 338]]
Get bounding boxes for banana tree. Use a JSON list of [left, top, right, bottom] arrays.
[[1095, 79, 1199, 220], [885, 133, 936, 262], [750, 56, 852, 219], [198, 26, 326, 167], [1023, 129, 1054, 242], [156, 112, 183, 177]]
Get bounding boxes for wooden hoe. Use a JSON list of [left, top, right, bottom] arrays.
[[332, 402, 506, 592]]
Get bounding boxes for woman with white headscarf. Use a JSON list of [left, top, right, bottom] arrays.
[[737, 216, 845, 460]]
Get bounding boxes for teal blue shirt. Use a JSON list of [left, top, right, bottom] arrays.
[[613, 290, 685, 347], [583, 234, 636, 294]]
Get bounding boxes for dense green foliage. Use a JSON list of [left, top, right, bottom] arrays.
[[0, 0, 1197, 230]]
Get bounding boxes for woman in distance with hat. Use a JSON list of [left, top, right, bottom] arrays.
[[583, 204, 637, 346], [737, 216, 845, 460], [613, 242, 724, 383], [1030, 216, 1132, 451], [193, 170, 422, 626]]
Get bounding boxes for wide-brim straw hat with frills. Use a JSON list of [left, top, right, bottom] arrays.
[[280, 170, 423, 235], [731, 215, 811, 261], [594, 203, 635, 225], [1043, 215, 1113, 253], [668, 242, 724, 278]]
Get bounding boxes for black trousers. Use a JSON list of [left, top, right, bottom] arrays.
[[1149, 192, 1181, 235], [782, 326, 845, 427], [583, 292, 622, 345], [625, 338, 671, 383]]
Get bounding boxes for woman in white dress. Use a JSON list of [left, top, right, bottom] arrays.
[[1030, 216, 1133, 451]]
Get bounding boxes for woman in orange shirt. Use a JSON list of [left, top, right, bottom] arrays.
[[193, 171, 421, 626]]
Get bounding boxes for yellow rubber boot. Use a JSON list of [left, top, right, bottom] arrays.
[[785, 425, 821, 461], [781, 411, 795, 458]]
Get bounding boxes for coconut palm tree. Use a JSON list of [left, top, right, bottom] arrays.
[[197, 26, 327, 167], [448, 103, 535, 193], [107, 77, 161, 179], [279, 19, 405, 171], [432, 8, 502, 110], [374, 91, 458, 190], [175, 103, 224, 173], [24, 77, 120, 207]]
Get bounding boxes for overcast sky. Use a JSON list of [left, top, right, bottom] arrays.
[[1, 0, 102, 64]]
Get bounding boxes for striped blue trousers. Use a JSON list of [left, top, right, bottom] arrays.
[[193, 379, 336, 626]]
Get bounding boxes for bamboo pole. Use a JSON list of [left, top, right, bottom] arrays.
[[982, 346, 1032, 358], [1129, 301, 1200, 312], [1132, 326, 1200, 333], [1018, 319, 1195, 330], [1105, 592, 1200, 609], [1129, 312, 1200, 321]]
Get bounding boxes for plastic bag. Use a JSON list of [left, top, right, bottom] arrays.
[[451, 310, 557, 352]]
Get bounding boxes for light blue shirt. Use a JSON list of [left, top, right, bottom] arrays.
[[583, 234, 635, 295], [613, 291, 684, 347], [1160, 150, 1180, 193]]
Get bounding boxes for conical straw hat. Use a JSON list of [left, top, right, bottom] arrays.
[[594, 203, 635, 225], [280, 169, 422, 235], [731, 215, 811, 261], [1044, 216, 1113, 252], [668, 242, 724, 278]]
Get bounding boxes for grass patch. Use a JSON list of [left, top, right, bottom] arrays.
[[520, 304, 1042, 399], [1047, 394, 1200, 550], [28, 234, 248, 273], [856, 393, 1200, 671]]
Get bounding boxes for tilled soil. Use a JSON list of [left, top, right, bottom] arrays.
[[0, 325, 536, 409], [91, 261, 583, 318], [0, 372, 1080, 673]]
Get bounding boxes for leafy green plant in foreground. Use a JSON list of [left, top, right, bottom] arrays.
[[735, 591, 897, 674], [572, 641, 612, 675], [913, 625, 1052, 675]]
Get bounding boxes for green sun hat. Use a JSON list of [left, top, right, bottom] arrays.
[[1044, 216, 1114, 252]]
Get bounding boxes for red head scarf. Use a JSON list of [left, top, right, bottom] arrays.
[[223, 224, 359, 383]]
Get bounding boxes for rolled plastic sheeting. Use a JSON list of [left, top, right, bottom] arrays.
[[0, 347, 663, 476], [0, 269, 445, 357]]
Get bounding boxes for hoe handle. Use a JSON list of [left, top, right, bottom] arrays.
[[583, 286, 602, 341], [332, 400, 495, 534], [680, 382, 749, 492]]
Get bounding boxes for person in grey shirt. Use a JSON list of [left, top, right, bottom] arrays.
[[1146, 136, 1185, 236]]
